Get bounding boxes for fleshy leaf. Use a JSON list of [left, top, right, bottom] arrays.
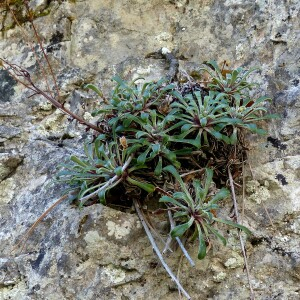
[[126, 176, 155, 193], [213, 218, 252, 235], [171, 217, 194, 238]]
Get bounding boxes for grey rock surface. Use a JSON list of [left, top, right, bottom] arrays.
[[0, 0, 299, 299]]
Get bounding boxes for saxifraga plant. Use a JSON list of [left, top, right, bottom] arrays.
[[160, 166, 251, 259], [3, 54, 278, 299], [55, 62, 275, 258]]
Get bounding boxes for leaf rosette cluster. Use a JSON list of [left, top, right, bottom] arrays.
[[57, 61, 276, 259]]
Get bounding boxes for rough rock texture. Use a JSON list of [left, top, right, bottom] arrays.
[[0, 0, 299, 299]]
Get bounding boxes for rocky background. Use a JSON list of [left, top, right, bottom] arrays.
[[0, 0, 299, 299]]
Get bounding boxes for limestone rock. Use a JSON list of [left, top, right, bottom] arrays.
[[0, 0, 300, 299]]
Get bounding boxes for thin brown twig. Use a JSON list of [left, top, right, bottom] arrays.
[[180, 168, 204, 178], [155, 186, 172, 197], [228, 167, 255, 300], [2, 59, 104, 133], [242, 159, 245, 223], [261, 202, 275, 228], [13, 194, 68, 254], [2, 62, 36, 92], [24, 0, 60, 99], [6, 0, 54, 98]]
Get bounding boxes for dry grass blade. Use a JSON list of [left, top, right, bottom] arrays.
[[242, 159, 245, 223], [13, 194, 68, 254], [177, 253, 185, 300], [228, 167, 255, 300]]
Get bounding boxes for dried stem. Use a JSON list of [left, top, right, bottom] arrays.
[[177, 253, 185, 300], [180, 169, 204, 178], [261, 202, 275, 228], [134, 199, 191, 300], [1, 59, 104, 133], [242, 160, 245, 223], [228, 167, 255, 300], [168, 210, 195, 267], [14, 194, 68, 253], [6, 0, 54, 98], [24, 0, 60, 98]]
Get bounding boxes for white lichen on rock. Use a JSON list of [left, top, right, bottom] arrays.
[[38, 102, 53, 111], [83, 112, 94, 122], [246, 180, 271, 204], [0, 178, 16, 204], [106, 220, 133, 239], [84, 230, 103, 244], [224, 252, 244, 269], [213, 272, 227, 283], [101, 265, 126, 284]]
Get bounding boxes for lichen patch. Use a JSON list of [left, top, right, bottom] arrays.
[[106, 220, 132, 240]]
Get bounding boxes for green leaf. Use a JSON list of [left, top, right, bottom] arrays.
[[151, 143, 161, 154], [112, 75, 126, 86], [114, 166, 123, 176], [98, 189, 106, 204], [196, 223, 207, 259], [207, 129, 223, 140], [83, 83, 104, 98], [163, 149, 177, 163], [137, 146, 151, 164], [173, 211, 189, 218], [170, 90, 185, 101], [154, 156, 163, 176], [136, 131, 149, 139], [169, 136, 201, 148], [126, 176, 155, 193], [173, 148, 193, 155], [173, 191, 189, 200], [163, 165, 192, 205], [70, 156, 88, 167], [208, 188, 230, 205], [252, 95, 271, 105], [230, 70, 239, 86], [159, 195, 187, 209], [126, 143, 143, 156], [171, 217, 194, 238], [140, 112, 149, 121], [181, 123, 193, 133], [205, 223, 227, 246], [95, 134, 106, 141], [200, 117, 207, 127], [192, 179, 202, 202], [203, 168, 213, 199], [123, 118, 133, 128], [213, 218, 252, 235]]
